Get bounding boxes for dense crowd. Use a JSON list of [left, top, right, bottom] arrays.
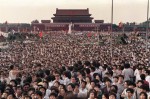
[[0, 31, 150, 99]]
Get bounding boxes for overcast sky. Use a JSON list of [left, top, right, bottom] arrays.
[[0, 0, 149, 24]]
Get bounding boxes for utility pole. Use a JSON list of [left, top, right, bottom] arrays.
[[110, 0, 113, 58], [146, 0, 149, 52]]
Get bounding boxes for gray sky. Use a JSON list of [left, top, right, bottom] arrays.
[[0, 0, 149, 24]]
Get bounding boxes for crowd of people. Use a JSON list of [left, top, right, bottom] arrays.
[[0, 31, 150, 99]]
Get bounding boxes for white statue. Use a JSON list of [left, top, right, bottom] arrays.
[[68, 23, 72, 34]]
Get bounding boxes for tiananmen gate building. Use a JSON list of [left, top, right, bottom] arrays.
[[31, 8, 112, 32], [52, 8, 93, 23], [0, 8, 147, 33]]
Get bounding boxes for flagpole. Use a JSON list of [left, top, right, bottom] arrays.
[[110, 0, 113, 58], [146, 0, 149, 52]]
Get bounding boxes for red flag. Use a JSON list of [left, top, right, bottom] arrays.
[[87, 32, 92, 37], [39, 32, 43, 38]]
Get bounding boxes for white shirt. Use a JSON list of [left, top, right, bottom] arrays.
[[146, 75, 150, 88], [48, 79, 64, 88], [147, 92, 150, 99], [134, 69, 141, 82], [121, 88, 127, 98], [86, 83, 91, 90], [44, 89, 51, 99], [122, 68, 134, 81], [63, 77, 70, 85], [78, 88, 88, 98], [9, 70, 16, 80]]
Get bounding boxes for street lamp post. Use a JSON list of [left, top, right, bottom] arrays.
[[110, 0, 113, 58], [146, 0, 149, 52]]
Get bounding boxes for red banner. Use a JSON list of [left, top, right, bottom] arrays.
[[39, 32, 43, 38]]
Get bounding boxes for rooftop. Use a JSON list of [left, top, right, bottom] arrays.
[[54, 8, 91, 16]]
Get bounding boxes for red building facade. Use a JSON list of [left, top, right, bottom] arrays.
[[31, 8, 111, 32], [52, 8, 93, 23]]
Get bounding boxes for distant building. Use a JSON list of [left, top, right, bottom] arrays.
[[31, 8, 112, 32], [94, 20, 104, 23], [41, 20, 51, 23], [52, 8, 93, 23], [0, 23, 30, 32]]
